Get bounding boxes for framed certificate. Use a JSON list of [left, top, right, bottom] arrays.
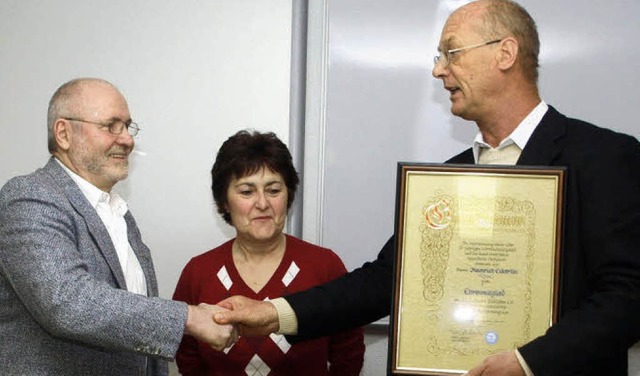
[[388, 163, 565, 375]]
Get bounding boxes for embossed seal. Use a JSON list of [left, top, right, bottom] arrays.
[[485, 331, 498, 345], [424, 197, 452, 230]]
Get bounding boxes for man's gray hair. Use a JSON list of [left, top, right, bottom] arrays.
[[46, 78, 116, 153]]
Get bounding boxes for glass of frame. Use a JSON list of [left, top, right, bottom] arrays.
[[388, 163, 565, 375]]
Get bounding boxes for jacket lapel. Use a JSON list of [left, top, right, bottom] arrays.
[[517, 105, 566, 166], [44, 158, 128, 289], [125, 213, 158, 297]]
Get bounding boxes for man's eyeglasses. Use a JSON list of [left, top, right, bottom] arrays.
[[434, 39, 503, 68], [63, 117, 140, 137]]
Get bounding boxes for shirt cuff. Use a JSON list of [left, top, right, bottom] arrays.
[[270, 297, 298, 335], [515, 349, 535, 376]]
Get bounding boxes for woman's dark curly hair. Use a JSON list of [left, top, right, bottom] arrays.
[[211, 130, 299, 225]]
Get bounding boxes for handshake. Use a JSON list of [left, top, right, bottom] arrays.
[[184, 296, 281, 351]]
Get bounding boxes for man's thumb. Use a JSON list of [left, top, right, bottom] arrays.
[[214, 312, 229, 324]]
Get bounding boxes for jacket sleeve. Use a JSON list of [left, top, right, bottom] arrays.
[[172, 260, 208, 376], [519, 131, 640, 374], [286, 236, 395, 340], [0, 176, 188, 360]]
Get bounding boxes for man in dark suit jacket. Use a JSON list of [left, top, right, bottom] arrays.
[[215, 1, 640, 375], [0, 78, 236, 375]]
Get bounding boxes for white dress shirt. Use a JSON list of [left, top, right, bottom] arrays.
[[472, 100, 549, 164], [55, 159, 148, 296]]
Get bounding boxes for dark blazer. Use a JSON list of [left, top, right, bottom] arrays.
[[0, 158, 188, 375], [286, 106, 640, 375]]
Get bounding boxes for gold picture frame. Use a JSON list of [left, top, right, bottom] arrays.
[[389, 163, 565, 375]]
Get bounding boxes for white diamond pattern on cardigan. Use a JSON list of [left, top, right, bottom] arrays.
[[217, 265, 233, 290], [281, 261, 299, 287], [245, 354, 271, 376], [269, 333, 291, 353]]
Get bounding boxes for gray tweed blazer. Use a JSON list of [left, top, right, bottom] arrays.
[[0, 158, 187, 375]]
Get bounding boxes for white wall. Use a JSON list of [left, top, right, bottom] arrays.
[[304, 0, 640, 374], [1, 4, 293, 375], [0, 0, 293, 301], [305, 0, 640, 272], [2, 1, 639, 375]]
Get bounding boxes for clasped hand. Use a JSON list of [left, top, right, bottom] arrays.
[[186, 303, 239, 351], [214, 295, 281, 337]]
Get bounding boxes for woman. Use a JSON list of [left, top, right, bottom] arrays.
[[173, 130, 364, 375]]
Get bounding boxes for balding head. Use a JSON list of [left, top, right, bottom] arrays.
[[47, 78, 134, 191], [453, 0, 540, 84], [47, 78, 121, 153]]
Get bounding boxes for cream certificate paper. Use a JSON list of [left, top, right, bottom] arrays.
[[391, 167, 563, 375]]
